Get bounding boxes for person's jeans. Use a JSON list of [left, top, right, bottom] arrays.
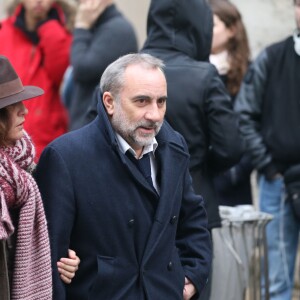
[[259, 175, 300, 300]]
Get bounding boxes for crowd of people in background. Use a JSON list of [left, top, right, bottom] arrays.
[[0, 0, 299, 299]]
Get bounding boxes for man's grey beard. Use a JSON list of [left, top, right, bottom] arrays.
[[111, 105, 163, 148]]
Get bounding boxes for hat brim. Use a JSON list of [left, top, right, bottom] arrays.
[[0, 85, 44, 109]]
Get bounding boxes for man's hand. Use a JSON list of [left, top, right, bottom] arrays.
[[75, 0, 113, 29], [183, 277, 196, 300], [57, 249, 80, 284]]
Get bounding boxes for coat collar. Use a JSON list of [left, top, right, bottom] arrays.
[[95, 88, 190, 197]]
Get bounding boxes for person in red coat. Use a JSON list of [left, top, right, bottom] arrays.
[[0, 0, 72, 160]]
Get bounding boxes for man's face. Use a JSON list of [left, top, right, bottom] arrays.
[[295, 0, 300, 29], [104, 64, 167, 155], [22, 0, 54, 22]]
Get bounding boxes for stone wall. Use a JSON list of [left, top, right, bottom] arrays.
[[230, 0, 295, 58], [0, 0, 6, 19], [115, 0, 150, 49]]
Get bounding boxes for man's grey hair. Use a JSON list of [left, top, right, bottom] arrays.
[[100, 53, 165, 99]]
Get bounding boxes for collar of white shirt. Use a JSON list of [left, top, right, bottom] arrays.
[[115, 133, 160, 193], [115, 133, 158, 159]]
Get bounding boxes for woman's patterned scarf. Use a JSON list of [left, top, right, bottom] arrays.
[[0, 131, 52, 299]]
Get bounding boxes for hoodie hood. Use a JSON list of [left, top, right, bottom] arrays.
[[143, 0, 213, 61]]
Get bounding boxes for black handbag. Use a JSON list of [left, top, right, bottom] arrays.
[[284, 164, 300, 220]]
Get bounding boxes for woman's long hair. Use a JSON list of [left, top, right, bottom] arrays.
[[210, 0, 250, 96]]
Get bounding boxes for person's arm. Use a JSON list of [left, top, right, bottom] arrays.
[[216, 154, 253, 191], [204, 68, 244, 173], [176, 135, 212, 299], [58, 249, 80, 284], [71, 5, 137, 83], [234, 50, 277, 180], [35, 146, 75, 299]]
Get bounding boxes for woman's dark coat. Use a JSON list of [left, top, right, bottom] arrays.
[[35, 97, 212, 299], [142, 0, 244, 228]]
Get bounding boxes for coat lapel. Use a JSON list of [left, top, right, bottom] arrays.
[[98, 106, 190, 263], [142, 139, 189, 263]]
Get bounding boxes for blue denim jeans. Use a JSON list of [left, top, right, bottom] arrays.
[[259, 175, 300, 300]]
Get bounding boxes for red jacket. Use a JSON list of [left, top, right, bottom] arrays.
[[0, 4, 71, 159]]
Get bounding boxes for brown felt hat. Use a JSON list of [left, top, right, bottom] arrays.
[[0, 55, 44, 109]]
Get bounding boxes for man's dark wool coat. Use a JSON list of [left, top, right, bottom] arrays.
[[35, 97, 212, 299]]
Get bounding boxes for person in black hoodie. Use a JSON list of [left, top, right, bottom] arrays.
[[142, 0, 243, 231], [141, 1, 244, 297]]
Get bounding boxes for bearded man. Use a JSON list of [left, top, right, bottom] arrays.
[[35, 53, 212, 300]]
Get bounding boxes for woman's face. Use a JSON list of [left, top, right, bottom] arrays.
[[6, 102, 28, 145], [211, 14, 234, 54]]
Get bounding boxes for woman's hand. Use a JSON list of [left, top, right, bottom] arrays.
[[57, 249, 80, 284]]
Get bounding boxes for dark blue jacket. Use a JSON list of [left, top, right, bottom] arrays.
[[35, 97, 211, 299]]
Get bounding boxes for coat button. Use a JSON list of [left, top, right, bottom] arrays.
[[167, 261, 173, 271], [170, 215, 177, 224], [128, 219, 135, 228]]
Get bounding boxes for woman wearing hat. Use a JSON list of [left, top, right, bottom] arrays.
[[0, 55, 79, 300]]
